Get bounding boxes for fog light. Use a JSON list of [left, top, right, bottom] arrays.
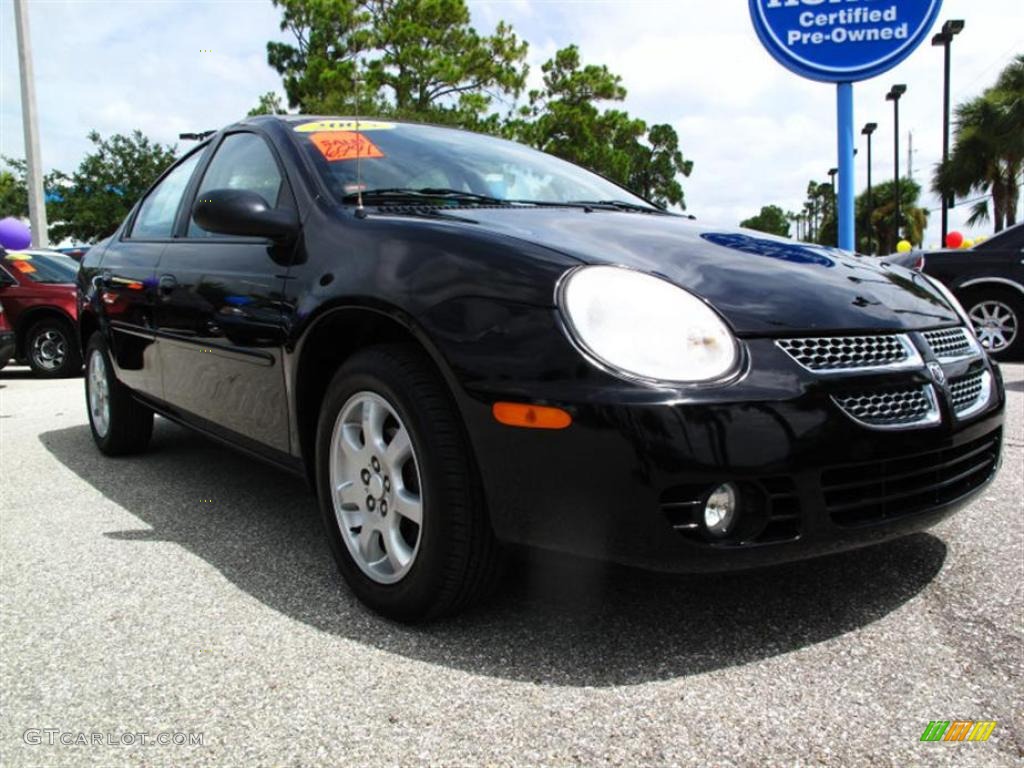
[[703, 483, 739, 538]]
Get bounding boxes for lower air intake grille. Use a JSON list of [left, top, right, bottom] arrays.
[[833, 385, 937, 428], [822, 429, 1001, 527], [777, 334, 911, 371], [923, 327, 974, 360]]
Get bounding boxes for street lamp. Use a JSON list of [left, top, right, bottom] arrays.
[[886, 84, 907, 253], [932, 20, 965, 247], [862, 122, 877, 254], [828, 168, 839, 245]]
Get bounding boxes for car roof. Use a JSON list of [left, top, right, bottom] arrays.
[[235, 114, 488, 138]]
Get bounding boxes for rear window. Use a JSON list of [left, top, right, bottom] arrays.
[[2, 252, 78, 284]]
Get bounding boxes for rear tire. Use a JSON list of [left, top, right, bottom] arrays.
[[315, 344, 502, 622], [961, 287, 1023, 361], [85, 333, 153, 456], [26, 318, 82, 378]]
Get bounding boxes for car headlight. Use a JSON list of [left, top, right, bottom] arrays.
[[558, 266, 739, 384]]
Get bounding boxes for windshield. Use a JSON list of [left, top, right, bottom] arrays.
[[2, 252, 78, 284], [290, 119, 657, 209]]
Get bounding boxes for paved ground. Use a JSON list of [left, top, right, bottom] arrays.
[[1, 363, 1021, 767]]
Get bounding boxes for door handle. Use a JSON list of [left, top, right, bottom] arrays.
[[158, 274, 177, 296]]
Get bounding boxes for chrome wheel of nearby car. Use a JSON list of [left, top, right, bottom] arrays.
[[969, 299, 1018, 353], [30, 327, 66, 372], [87, 349, 111, 438], [329, 391, 424, 585]]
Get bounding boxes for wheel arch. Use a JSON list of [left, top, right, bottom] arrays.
[[291, 301, 466, 486], [78, 308, 100, 357], [13, 306, 77, 359], [954, 277, 1024, 299]]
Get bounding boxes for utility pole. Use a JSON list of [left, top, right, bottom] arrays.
[[13, 0, 48, 248], [907, 131, 914, 183]]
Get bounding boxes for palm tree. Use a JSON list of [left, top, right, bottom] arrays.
[[857, 179, 929, 252], [934, 55, 1023, 232]]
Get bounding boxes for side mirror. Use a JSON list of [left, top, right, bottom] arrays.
[[192, 188, 298, 240]]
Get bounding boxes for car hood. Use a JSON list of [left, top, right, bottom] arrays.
[[439, 208, 959, 335]]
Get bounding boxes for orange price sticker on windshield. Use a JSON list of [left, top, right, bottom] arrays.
[[11, 260, 36, 274], [310, 131, 384, 162]]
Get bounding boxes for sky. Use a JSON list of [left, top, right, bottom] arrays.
[[1, 0, 1022, 247]]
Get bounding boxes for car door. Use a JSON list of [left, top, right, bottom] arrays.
[[100, 149, 205, 397], [154, 131, 294, 453], [992, 225, 1024, 286]]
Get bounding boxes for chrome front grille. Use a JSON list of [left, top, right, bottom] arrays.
[[923, 327, 976, 361], [832, 385, 939, 429], [774, 327, 991, 430], [950, 369, 991, 417], [776, 334, 916, 372]]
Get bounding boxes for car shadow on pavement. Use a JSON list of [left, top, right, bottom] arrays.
[[41, 420, 947, 687]]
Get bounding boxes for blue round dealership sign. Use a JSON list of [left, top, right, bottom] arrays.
[[749, 0, 943, 83]]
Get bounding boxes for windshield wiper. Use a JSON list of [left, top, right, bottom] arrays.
[[565, 200, 665, 213], [342, 187, 506, 205], [341, 188, 667, 213]]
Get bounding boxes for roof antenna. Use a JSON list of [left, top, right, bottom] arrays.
[[354, 70, 366, 219]]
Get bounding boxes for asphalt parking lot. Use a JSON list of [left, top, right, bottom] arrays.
[[1, 364, 1021, 767]]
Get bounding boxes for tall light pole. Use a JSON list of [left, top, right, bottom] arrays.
[[862, 122, 877, 254], [13, 0, 48, 248], [932, 20, 965, 247], [828, 168, 839, 245], [886, 84, 907, 253]]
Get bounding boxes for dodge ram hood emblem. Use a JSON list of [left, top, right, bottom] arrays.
[[928, 362, 947, 387]]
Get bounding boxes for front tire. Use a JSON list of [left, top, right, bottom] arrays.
[[26, 318, 82, 378], [962, 287, 1023, 361], [85, 333, 154, 455], [315, 344, 501, 622]]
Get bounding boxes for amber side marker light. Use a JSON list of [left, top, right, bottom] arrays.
[[492, 402, 572, 430]]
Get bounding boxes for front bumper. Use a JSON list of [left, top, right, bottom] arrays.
[[459, 336, 1006, 573]]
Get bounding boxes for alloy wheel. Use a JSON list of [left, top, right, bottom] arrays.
[[969, 300, 1018, 353], [32, 328, 67, 371], [329, 391, 424, 584], [88, 349, 111, 437]]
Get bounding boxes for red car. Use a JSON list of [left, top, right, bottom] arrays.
[[0, 249, 81, 377], [0, 298, 14, 367]]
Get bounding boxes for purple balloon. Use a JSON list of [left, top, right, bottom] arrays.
[[0, 217, 32, 251]]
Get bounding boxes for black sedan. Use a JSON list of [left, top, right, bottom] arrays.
[[77, 117, 1005, 621], [888, 223, 1024, 359]]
